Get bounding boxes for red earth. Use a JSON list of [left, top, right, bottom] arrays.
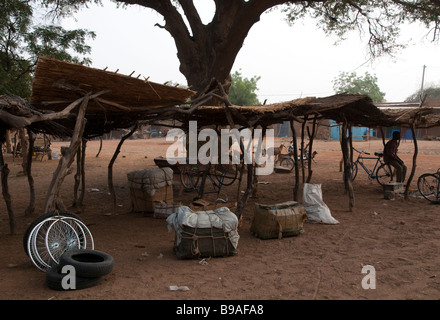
[[1, 137, 440, 301]]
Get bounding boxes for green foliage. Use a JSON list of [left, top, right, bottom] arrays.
[[332, 71, 386, 103], [0, 0, 96, 97], [283, 1, 440, 58], [229, 70, 261, 106], [405, 86, 440, 102]]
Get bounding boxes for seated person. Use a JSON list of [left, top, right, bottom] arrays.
[[383, 131, 407, 183]]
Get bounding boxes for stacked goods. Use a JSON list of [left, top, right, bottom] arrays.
[[127, 167, 174, 212], [167, 206, 239, 259], [251, 201, 307, 239]]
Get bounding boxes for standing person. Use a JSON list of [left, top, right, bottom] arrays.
[[383, 131, 407, 183]]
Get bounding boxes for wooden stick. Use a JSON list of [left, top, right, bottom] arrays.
[[44, 94, 91, 213], [108, 124, 137, 211]]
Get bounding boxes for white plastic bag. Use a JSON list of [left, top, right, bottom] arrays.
[[302, 183, 339, 224]]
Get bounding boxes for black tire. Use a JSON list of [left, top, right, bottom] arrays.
[[417, 173, 440, 202], [46, 264, 101, 291], [279, 157, 294, 171], [180, 165, 200, 190], [59, 249, 114, 278], [351, 162, 358, 181], [23, 210, 83, 256], [376, 164, 392, 186], [214, 164, 238, 186]]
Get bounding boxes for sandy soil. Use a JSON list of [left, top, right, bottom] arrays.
[[1, 136, 440, 301]]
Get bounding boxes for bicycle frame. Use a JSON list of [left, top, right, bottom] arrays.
[[354, 152, 383, 179], [181, 163, 231, 203]]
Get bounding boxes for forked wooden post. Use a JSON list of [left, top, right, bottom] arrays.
[[44, 95, 90, 213]]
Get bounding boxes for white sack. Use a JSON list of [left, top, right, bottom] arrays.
[[302, 183, 339, 224]]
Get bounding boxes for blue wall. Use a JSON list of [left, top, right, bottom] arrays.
[[330, 120, 376, 140]]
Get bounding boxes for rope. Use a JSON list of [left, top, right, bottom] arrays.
[[178, 212, 231, 258]]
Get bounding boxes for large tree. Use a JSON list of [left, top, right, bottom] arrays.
[[36, 0, 440, 101], [0, 0, 95, 97]]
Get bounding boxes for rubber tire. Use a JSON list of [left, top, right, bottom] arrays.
[[59, 249, 114, 278], [46, 264, 101, 291], [376, 164, 392, 186], [279, 157, 294, 171], [23, 211, 83, 256]]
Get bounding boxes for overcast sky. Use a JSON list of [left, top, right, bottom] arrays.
[[62, 0, 440, 104]]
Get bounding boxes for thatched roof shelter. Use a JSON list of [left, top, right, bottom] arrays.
[[8, 56, 436, 136], [29, 56, 196, 138], [163, 93, 440, 130], [2, 57, 440, 234]]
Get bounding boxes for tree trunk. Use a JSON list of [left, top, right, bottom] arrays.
[[120, 0, 286, 97]]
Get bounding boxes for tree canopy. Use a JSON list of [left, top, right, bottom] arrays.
[[228, 70, 261, 106], [332, 71, 386, 103], [12, 0, 440, 102], [0, 0, 95, 97], [405, 85, 440, 102]]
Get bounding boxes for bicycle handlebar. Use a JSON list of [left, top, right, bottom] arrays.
[[353, 147, 370, 155]]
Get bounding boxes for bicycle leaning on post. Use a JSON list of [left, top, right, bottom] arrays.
[[179, 161, 238, 202], [350, 148, 393, 186], [417, 168, 440, 203], [278, 141, 318, 171]]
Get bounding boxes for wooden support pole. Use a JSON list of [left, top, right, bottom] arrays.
[[300, 116, 307, 184], [0, 147, 15, 234], [306, 116, 317, 183], [73, 139, 87, 207], [290, 120, 300, 201], [108, 124, 137, 211], [340, 115, 355, 211], [25, 129, 36, 216], [236, 164, 253, 220], [44, 94, 90, 213], [405, 122, 418, 200]]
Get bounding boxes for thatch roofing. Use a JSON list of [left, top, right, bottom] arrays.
[[29, 56, 196, 137], [171, 94, 401, 128], [3, 57, 439, 140]]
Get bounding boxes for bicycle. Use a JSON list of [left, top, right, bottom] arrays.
[[417, 169, 440, 203], [279, 141, 317, 171], [350, 148, 392, 186], [180, 162, 239, 202]]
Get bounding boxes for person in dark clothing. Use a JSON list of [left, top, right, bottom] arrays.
[[383, 131, 407, 183]]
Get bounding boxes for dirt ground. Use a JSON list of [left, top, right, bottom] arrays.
[[1, 136, 440, 301]]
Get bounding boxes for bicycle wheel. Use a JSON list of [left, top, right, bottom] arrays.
[[376, 164, 392, 186], [23, 210, 83, 256], [214, 164, 238, 186], [351, 162, 358, 181], [58, 216, 94, 250], [27, 218, 57, 272], [418, 173, 440, 202], [45, 219, 81, 266], [279, 157, 294, 171], [180, 165, 200, 190]]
